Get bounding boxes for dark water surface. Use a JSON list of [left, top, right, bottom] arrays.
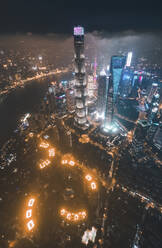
[[0, 79, 50, 145]]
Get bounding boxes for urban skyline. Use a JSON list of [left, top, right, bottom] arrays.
[[0, 22, 162, 248]]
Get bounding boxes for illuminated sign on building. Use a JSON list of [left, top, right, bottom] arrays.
[[74, 27, 84, 36]]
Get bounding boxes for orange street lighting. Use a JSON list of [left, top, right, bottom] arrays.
[[28, 198, 35, 207], [85, 174, 92, 181], [91, 182, 97, 190], [26, 209, 32, 218], [27, 220, 34, 231]]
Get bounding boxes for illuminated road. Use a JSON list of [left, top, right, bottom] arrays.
[[120, 184, 162, 213], [115, 113, 137, 124], [0, 67, 69, 96]]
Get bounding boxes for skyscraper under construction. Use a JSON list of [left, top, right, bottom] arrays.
[[73, 26, 89, 129]]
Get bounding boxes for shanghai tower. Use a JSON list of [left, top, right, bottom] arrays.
[[73, 26, 89, 130]]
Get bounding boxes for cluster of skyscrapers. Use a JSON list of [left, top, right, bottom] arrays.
[[73, 26, 133, 131]]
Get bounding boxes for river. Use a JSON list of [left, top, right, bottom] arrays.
[[0, 73, 71, 146]]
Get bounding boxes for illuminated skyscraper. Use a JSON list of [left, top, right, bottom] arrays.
[[125, 52, 133, 67], [66, 88, 75, 113], [147, 82, 158, 104], [110, 56, 126, 102], [104, 75, 114, 127], [119, 68, 134, 98], [73, 26, 89, 129], [131, 121, 146, 155], [147, 83, 160, 124], [103, 56, 126, 129], [97, 70, 108, 119]]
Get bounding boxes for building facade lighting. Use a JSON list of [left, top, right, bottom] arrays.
[[27, 220, 34, 231]]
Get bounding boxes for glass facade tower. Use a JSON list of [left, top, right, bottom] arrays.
[[110, 56, 126, 102]]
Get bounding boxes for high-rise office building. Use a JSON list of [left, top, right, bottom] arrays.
[[97, 70, 108, 119], [119, 68, 134, 98], [66, 88, 75, 113], [55, 92, 66, 115], [110, 56, 126, 102], [147, 84, 160, 124], [147, 82, 158, 104], [73, 26, 89, 129], [125, 52, 133, 67], [131, 121, 146, 155], [104, 75, 114, 127], [146, 123, 158, 142], [153, 120, 162, 150]]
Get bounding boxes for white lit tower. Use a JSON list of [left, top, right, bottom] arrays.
[[73, 26, 89, 129], [97, 69, 108, 119]]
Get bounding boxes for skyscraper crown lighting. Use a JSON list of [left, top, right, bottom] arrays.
[[74, 26, 84, 36]]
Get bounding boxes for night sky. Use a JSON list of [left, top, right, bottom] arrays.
[[1, 0, 162, 34]]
